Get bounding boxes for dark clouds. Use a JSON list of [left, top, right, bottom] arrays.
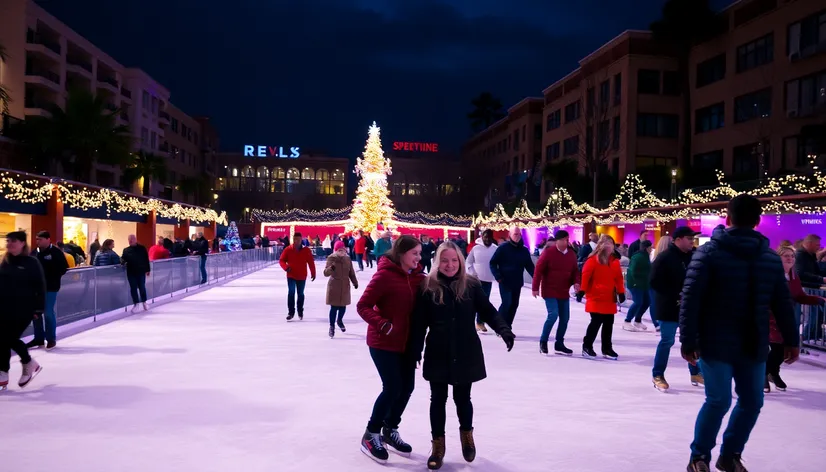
[[35, 0, 689, 157]]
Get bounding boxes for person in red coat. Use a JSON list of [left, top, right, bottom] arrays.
[[354, 230, 367, 271], [356, 235, 425, 465], [532, 230, 580, 356], [766, 246, 826, 392], [148, 236, 171, 261], [279, 233, 316, 321], [580, 234, 625, 360]]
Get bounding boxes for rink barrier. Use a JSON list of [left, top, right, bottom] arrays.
[[25, 246, 283, 337]]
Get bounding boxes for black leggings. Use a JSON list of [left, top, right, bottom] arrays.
[[430, 382, 473, 439], [367, 348, 416, 433], [0, 316, 33, 372], [329, 306, 345, 326], [767, 342, 785, 377], [583, 313, 615, 352]]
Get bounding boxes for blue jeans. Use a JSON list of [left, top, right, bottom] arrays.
[[287, 278, 306, 315], [648, 289, 660, 328], [498, 284, 522, 328], [652, 321, 700, 377], [691, 358, 765, 461], [476, 281, 493, 324], [356, 254, 364, 270], [127, 273, 147, 304], [540, 297, 570, 344], [329, 306, 345, 325], [625, 287, 650, 323], [199, 255, 207, 283], [33, 291, 58, 343]]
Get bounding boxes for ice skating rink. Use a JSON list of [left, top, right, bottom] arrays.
[[2, 264, 826, 472]]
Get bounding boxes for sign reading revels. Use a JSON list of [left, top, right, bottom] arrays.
[[244, 145, 301, 158]]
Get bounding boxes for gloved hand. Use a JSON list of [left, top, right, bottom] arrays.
[[379, 321, 393, 335], [311, 276, 316, 282], [681, 344, 700, 366], [617, 293, 626, 304], [285, 267, 292, 273], [500, 331, 515, 352]]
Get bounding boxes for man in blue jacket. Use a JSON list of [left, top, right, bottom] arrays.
[[489, 227, 535, 329], [680, 195, 799, 472]]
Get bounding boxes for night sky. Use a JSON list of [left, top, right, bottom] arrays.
[[38, 0, 733, 159]]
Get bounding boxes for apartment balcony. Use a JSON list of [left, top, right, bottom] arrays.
[[66, 58, 92, 78], [24, 97, 57, 117], [158, 110, 170, 128], [96, 76, 119, 93], [121, 88, 132, 101], [25, 67, 62, 92], [159, 142, 170, 154], [103, 102, 119, 113], [119, 112, 130, 122], [25, 30, 61, 60]]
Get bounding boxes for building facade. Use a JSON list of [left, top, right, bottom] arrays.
[[386, 150, 465, 215], [214, 150, 349, 217]]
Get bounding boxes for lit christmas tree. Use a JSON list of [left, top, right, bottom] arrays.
[[349, 122, 394, 231], [223, 221, 242, 251]]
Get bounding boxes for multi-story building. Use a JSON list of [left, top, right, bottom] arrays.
[[0, 0, 214, 196], [386, 150, 465, 215], [460, 98, 544, 210]]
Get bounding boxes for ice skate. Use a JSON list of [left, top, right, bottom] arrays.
[[298, 312, 304, 321], [652, 375, 669, 392], [328, 325, 335, 339], [690, 374, 704, 386], [581, 345, 597, 359], [763, 376, 770, 393], [768, 373, 786, 391], [286, 313, 295, 321], [142, 302, 148, 311], [715, 453, 748, 472], [539, 341, 549, 355], [26, 340, 44, 349], [554, 342, 573, 356], [360, 429, 388, 464], [427, 436, 445, 470], [633, 321, 648, 331], [131, 303, 141, 313], [0, 371, 8, 391], [18, 359, 41, 388], [337, 319, 346, 333], [476, 322, 487, 333], [46, 341, 56, 351], [687, 456, 711, 472], [381, 426, 412, 457], [602, 348, 618, 360], [622, 321, 639, 332], [459, 428, 476, 463]]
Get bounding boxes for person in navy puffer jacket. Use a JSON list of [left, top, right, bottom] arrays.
[[680, 194, 799, 472], [489, 227, 535, 329]]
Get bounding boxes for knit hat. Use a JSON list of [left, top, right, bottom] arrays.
[[334, 240, 345, 251], [6, 231, 27, 242]]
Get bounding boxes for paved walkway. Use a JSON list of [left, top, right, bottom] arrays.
[[2, 265, 825, 471]]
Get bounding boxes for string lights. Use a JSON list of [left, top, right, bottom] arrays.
[[348, 122, 395, 231]]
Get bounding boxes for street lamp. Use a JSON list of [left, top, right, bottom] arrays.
[[670, 168, 677, 200], [551, 193, 559, 216]]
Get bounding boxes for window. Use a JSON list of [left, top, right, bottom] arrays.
[[546, 109, 561, 130], [785, 69, 826, 116], [585, 125, 593, 159], [612, 116, 621, 150], [150, 131, 156, 150], [637, 69, 661, 94], [141, 127, 148, 147], [286, 168, 300, 192], [563, 135, 579, 156], [788, 11, 826, 57], [693, 150, 724, 171], [662, 71, 679, 96], [545, 142, 561, 161], [737, 33, 774, 72], [142, 90, 149, 110], [271, 167, 285, 192], [194, 132, 199, 145], [301, 168, 315, 180], [734, 87, 772, 123], [392, 182, 405, 196], [784, 134, 823, 168], [407, 183, 421, 196], [171, 118, 178, 132], [180, 150, 186, 163], [636, 156, 677, 168], [733, 143, 768, 179], [586, 87, 595, 116], [599, 80, 610, 110], [513, 129, 519, 150], [534, 123, 542, 140], [637, 113, 679, 138], [512, 156, 518, 173], [151, 97, 158, 114], [181, 124, 188, 137], [696, 54, 726, 87], [597, 120, 609, 152], [564, 101, 580, 123], [613, 73, 622, 106], [522, 124, 526, 142], [695, 103, 725, 133]]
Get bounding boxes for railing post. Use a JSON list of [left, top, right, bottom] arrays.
[[93, 267, 97, 322]]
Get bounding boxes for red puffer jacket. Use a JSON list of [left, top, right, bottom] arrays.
[[532, 245, 580, 299], [769, 270, 822, 344], [357, 256, 426, 353]]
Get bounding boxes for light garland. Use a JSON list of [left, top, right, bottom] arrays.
[[0, 171, 228, 225]]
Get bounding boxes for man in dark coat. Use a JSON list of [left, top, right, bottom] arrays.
[[627, 229, 649, 258], [29, 230, 69, 350], [193, 232, 209, 284], [680, 195, 799, 472], [122, 234, 151, 312], [577, 232, 598, 271], [489, 227, 535, 328]]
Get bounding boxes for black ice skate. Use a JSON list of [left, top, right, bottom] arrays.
[[581, 345, 597, 359], [768, 373, 786, 391], [539, 341, 549, 355], [329, 325, 335, 339], [715, 454, 749, 472], [286, 313, 295, 321], [298, 312, 304, 321], [602, 348, 619, 360], [554, 342, 573, 356], [337, 319, 346, 333], [360, 429, 388, 464], [687, 456, 711, 472], [382, 426, 412, 457]]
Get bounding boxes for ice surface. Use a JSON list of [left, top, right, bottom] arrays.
[[2, 264, 825, 471]]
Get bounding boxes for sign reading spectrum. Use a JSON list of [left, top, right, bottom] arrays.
[[244, 145, 300, 158], [392, 142, 439, 152]]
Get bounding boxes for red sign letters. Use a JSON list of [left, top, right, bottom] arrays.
[[392, 142, 439, 152]]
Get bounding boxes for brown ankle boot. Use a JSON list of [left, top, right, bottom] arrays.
[[427, 436, 445, 470], [460, 428, 476, 462]]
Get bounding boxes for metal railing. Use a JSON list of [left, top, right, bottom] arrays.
[[28, 247, 282, 335], [801, 288, 826, 352]]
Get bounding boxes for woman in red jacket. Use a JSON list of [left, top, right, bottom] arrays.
[[766, 246, 826, 392], [581, 235, 625, 360], [354, 230, 367, 271], [357, 235, 425, 464]]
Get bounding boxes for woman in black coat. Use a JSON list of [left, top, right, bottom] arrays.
[[0, 231, 46, 390], [409, 241, 514, 471]]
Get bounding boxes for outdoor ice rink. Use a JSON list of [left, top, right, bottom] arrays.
[[2, 264, 825, 472]]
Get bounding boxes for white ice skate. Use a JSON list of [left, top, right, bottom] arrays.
[[19, 359, 41, 388], [622, 321, 639, 332], [633, 321, 648, 331], [131, 304, 141, 314], [0, 371, 8, 391], [142, 302, 148, 311]]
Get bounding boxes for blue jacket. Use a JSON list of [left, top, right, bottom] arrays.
[[679, 225, 798, 363], [374, 237, 392, 258], [489, 240, 535, 289]]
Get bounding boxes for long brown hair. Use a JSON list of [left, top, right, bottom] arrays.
[[422, 241, 476, 304], [385, 234, 420, 265], [589, 234, 615, 265]]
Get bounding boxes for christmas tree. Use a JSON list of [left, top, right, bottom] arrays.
[[349, 122, 394, 231], [223, 221, 242, 251]]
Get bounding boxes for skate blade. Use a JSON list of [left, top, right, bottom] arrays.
[[387, 447, 411, 458], [602, 355, 618, 360], [0, 384, 8, 391], [360, 445, 388, 464], [554, 351, 573, 356], [19, 366, 42, 389], [653, 385, 669, 393], [581, 353, 596, 359]]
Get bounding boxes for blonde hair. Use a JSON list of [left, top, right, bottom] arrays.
[[777, 245, 795, 258], [588, 234, 615, 265], [777, 240, 792, 252], [422, 241, 476, 304], [653, 235, 672, 261]]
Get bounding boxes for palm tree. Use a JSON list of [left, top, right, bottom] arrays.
[[122, 151, 167, 196], [0, 42, 11, 114], [650, 0, 723, 171], [26, 88, 132, 180], [467, 92, 506, 132], [178, 173, 212, 205]]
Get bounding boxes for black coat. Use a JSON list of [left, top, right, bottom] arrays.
[[649, 243, 693, 323], [489, 240, 535, 289], [409, 276, 512, 385], [795, 248, 823, 289], [420, 241, 436, 262], [679, 225, 798, 363], [121, 244, 151, 276], [0, 254, 47, 321], [35, 245, 69, 292]]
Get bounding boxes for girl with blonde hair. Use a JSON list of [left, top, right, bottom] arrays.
[[409, 241, 514, 470], [581, 235, 625, 359]]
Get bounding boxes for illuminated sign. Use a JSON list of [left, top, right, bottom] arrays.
[[243, 145, 300, 158], [392, 142, 439, 152]]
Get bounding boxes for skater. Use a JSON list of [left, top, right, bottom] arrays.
[[409, 241, 514, 470], [365, 233, 375, 268], [580, 235, 625, 360], [356, 235, 425, 464], [623, 240, 653, 332], [765, 246, 825, 392], [354, 231, 367, 271], [649, 227, 702, 392], [29, 230, 69, 351], [0, 231, 45, 390], [373, 231, 392, 260], [121, 234, 151, 313], [420, 235, 436, 273], [532, 230, 579, 355], [279, 233, 316, 321], [466, 229, 498, 332], [489, 226, 534, 329], [324, 240, 358, 338], [681, 195, 799, 472]]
